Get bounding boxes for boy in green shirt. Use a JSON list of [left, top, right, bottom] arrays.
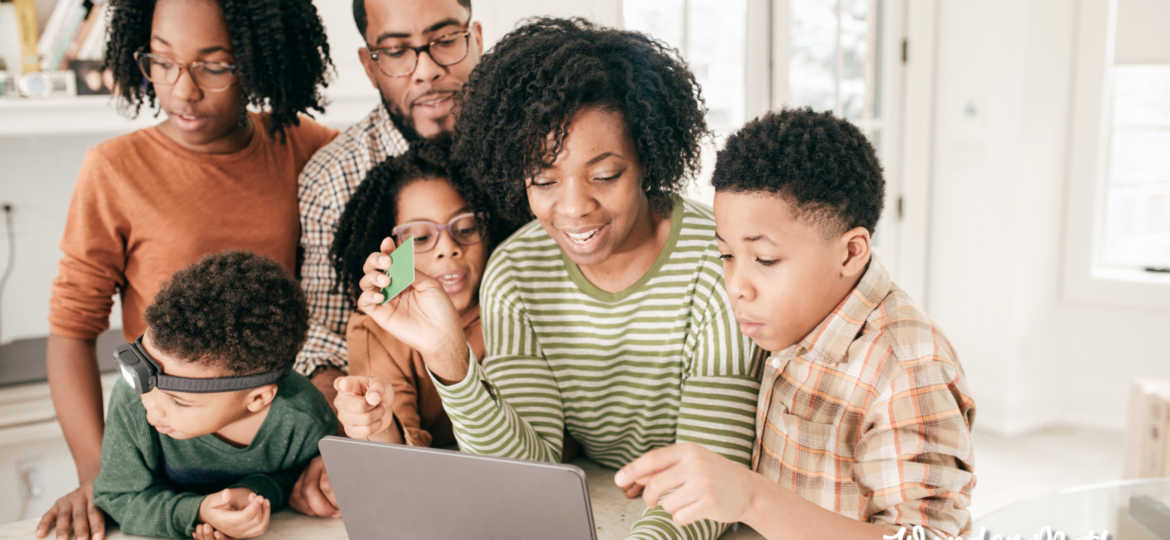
[[93, 251, 338, 540]]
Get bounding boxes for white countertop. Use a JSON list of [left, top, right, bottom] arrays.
[[0, 457, 764, 540]]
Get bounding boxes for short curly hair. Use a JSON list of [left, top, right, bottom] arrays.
[[105, 0, 332, 141], [144, 251, 309, 376], [711, 108, 885, 237], [353, 0, 471, 37], [330, 136, 511, 309], [452, 17, 708, 225]]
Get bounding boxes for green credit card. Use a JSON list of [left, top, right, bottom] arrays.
[[380, 237, 416, 305]]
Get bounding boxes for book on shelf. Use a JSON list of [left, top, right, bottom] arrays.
[[43, 0, 91, 71], [75, 1, 107, 61], [13, 0, 39, 73], [60, 0, 103, 68], [38, 0, 82, 62], [0, 1, 21, 75]]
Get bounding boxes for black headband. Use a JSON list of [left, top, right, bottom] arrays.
[[114, 336, 291, 394]]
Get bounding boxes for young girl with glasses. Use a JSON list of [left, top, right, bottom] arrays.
[[41, 0, 336, 538], [328, 136, 511, 449]]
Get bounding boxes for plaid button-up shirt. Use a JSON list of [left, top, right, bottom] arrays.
[[295, 104, 409, 376], [752, 259, 977, 538]]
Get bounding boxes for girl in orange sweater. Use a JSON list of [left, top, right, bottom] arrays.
[[41, 0, 336, 537]]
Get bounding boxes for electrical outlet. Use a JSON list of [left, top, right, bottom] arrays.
[[18, 458, 45, 500]]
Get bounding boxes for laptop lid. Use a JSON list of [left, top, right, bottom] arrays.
[[318, 436, 597, 540]]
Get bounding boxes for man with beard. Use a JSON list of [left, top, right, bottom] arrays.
[[288, 0, 482, 517]]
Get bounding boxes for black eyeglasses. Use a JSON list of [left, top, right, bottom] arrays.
[[135, 52, 239, 91], [367, 30, 472, 78], [392, 212, 485, 253]]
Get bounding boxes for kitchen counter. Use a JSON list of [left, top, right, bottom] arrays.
[[0, 330, 124, 388], [0, 457, 764, 540]]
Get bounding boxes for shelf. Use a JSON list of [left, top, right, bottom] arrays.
[[0, 92, 381, 138]]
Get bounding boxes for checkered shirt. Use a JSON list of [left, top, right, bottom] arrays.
[[752, 258, 977, 539], [295, 104, 409, 376]]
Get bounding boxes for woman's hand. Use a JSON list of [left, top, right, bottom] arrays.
[[358, 237, 470, 383], [36, 480, 104, 540]]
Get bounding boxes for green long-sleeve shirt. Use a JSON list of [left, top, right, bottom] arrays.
[[433, 198, 763, 540], [93, 373, 337, 539]]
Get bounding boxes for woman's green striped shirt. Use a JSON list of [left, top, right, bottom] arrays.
[[430, 197, 762, 540]]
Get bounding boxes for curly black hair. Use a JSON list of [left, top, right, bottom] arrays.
[[105, 0, 332, 140], [711, 108, 885, 237], [144, 251, 309, 376], [330, 136, 509, 309], [353, 0, 471, 37], [451, 17, 708, 225]]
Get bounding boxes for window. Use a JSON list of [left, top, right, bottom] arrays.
[[783, 0, 890, 252], [623, 0, 748, 135], [1062, 0, 1170, 310], [787, 0, 885, 152], [1101, 65, 1170, 270]]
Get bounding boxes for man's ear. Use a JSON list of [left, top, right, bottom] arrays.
[[471, 21, 484, 56], [837, 226, 871, 278], [243, 384, 278, 412], [358, 47, 379, 89]]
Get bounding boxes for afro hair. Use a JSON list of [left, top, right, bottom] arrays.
[[144, 251, 309, 376], [711, 107, 885, 237]]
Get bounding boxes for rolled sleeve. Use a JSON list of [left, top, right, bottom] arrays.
[[854, 363, 976, 538]]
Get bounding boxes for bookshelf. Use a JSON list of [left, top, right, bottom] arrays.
[[0, 96, 153, 137], [0, 92, 381, 137]]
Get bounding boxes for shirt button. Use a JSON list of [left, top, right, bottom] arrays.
[[771, 357, 783, 369]]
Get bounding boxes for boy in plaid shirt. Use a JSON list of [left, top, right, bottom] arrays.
[[616, 108, 976, 540]]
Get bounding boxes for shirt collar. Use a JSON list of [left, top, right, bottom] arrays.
[[796, 256, 892, 364], [370, 102, 410, 155]]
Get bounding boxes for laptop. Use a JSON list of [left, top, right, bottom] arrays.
[[318, 436, 597, 540]]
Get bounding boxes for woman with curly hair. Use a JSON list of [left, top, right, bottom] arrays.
[[333, 17, 761, 539], [40, 0, 336, 537]]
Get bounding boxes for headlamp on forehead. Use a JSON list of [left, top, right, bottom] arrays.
[[114, 336, 291, 394]]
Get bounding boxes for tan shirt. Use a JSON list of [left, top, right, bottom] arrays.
[[346, 308, 484, 448], [752, 258, 977, 539], [49, 113, 338, 342]]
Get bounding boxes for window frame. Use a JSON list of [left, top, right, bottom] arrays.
[[619, 0, 935, 302], [1063, 0, 1170, 310]]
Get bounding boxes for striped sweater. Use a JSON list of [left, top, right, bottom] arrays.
[[431, 197, 762, 539]]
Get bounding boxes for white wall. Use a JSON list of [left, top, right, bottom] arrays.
[[0, 0, 622, 344], [0, 134, 121, 343], [927, 0, 1170, 435]]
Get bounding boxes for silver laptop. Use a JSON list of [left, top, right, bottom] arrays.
[[318, 436, 597, 540]]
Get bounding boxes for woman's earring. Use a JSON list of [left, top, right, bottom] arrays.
[[644, 179, 652, 192]]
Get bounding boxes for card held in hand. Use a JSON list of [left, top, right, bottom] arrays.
[[381, 238, 416, 305]]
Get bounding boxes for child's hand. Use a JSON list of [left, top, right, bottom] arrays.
[[333, 375, 396, 441], [192, 523, 232, 540], [197, 488, 271, 539], [615, 443, 757, 527]]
